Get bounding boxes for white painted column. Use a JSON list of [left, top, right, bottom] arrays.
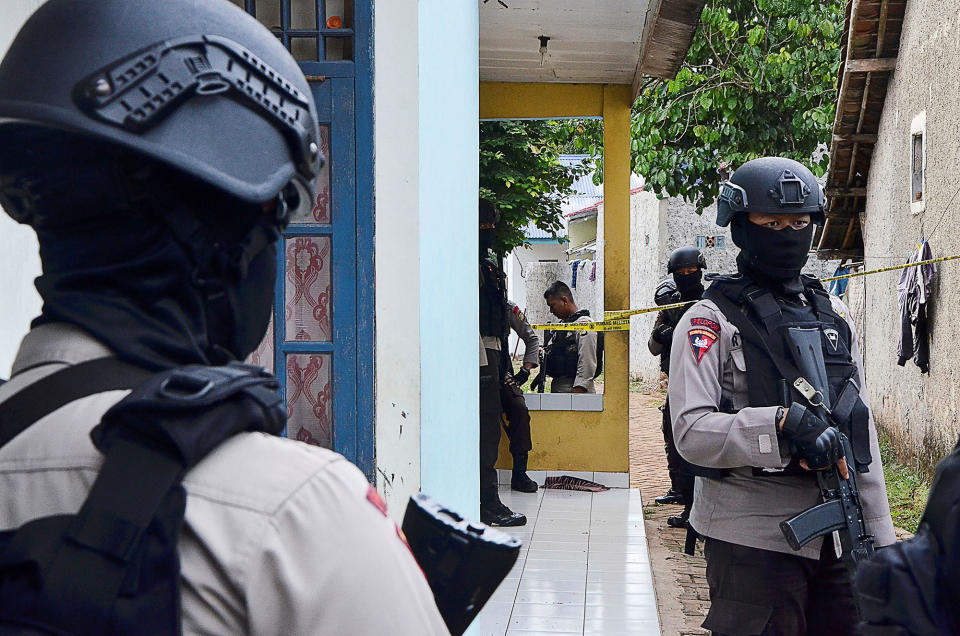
[[373, 0, 424, 519], [417, 0, 480, 519]]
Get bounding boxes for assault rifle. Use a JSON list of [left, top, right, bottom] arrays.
[[402, 494, 522, 635], [530, 331, 550, 394], [778, 327, 875, 562], [779, 429, 875, 562]]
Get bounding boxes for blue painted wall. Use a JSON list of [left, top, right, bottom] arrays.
[[418, 0, 480, 519]]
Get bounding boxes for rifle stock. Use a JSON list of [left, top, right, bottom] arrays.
[[402, 494, 522, 635]]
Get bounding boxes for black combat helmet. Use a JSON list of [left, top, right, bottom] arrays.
[[716, 157, 825, 228], [0, 0, 322, 224], [667, 246, 706, 273]]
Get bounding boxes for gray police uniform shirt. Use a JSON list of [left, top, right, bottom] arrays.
[[552, 313, 598, 394], [668, 295, 896, 559], [506, 301, 541, 368], [0, 323, 449, 636]]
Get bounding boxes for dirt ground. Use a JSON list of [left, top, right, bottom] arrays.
[[629, 389, 710, 636]]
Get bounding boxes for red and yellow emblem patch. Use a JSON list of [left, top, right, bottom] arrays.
[[688, 327, 719, 364]]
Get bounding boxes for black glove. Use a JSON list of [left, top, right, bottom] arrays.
[[651, 324, 674, 346], [780, 403, 844, 470], [512, 367, 530, 387]]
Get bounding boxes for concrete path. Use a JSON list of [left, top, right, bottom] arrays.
[[629, 390, 710, 636], [468, 486, 659, 635]]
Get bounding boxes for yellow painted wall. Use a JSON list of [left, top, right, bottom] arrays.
[[483, 83, 632, 472]]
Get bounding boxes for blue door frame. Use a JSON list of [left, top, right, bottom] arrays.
[[242, 1, 374, 480]]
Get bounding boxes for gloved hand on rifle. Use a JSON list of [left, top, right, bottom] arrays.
[[511, 367, 530, 387], [651, 324, 674, 346], [778, 403, 849, 479]]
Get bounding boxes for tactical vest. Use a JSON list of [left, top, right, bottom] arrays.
[[855, 435, 960, 634], [479, 256, 507, 339], [0, 359, 284, 635], [704, 274, 873, 474], [543, 309, 605, 380]]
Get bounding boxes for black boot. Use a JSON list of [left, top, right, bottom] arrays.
[[511, 453, 538, 493], [667, 503, 691, 528], [481, 501, 527, 527], [655, 489, 686, 505]]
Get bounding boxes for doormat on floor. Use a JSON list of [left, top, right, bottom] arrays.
[[542, 476, 609, 492]]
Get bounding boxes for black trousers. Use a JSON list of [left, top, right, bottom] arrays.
[[480, 349, 504, 505], [662, 399, 695, 499], [499, 383, 532, 457], [702, 536, 859, 636]]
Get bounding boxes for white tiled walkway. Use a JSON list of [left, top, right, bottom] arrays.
[[468, 486, 660, 636]]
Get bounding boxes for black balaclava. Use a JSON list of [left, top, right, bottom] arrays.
[[5, 130, 280, 371], [731, 216, 814, 293], [673, 270, 704, 300]]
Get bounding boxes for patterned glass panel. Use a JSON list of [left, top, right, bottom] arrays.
[[254, 0, 282, 30], [291, 125, 331, 224], [285, 237, 332, 341], [246, 313, 275, 374], [286, 353, 333, 448], [291, 0, 318, 29], [324, 37, 353, 61]]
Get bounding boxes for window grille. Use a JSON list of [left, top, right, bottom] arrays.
[[228, 0, 354, 62]]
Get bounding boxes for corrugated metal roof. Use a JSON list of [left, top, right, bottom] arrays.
[[523, 154, 644, 238]]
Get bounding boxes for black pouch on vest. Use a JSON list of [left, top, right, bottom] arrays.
[[830, 375, 873, 472], [0, 361, 284, 636]]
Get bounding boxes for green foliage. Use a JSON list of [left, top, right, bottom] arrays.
[[556, 0, 844, 212], [480, 121, 589, 253], [879, 432, 930, 535]]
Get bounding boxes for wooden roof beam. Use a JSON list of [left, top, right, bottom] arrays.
[[841, 217, 859, 249], [876, 0, 890, 56], [846, 57, 897, 72], [826, 187, 868, 197], [833, 133, 878, 143]]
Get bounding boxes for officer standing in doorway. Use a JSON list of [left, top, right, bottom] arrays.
[[479, 200, 526, 526], [668, 157, 895, 634], [542, 281, 599, 393], [648, 247, 706, 529], [500, 301, 540, 493]]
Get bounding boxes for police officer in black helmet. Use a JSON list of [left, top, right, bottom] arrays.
[[667, 157, 895, 635], [649, 246, 706, 529], [478, 200, 526, 526], [0, 1, 447, 633]]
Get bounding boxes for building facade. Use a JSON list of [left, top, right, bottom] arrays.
[[825, 0, 960, 471]]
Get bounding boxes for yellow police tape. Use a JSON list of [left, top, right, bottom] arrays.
[[531, 253, 960, 331], [529, 318, 631, 332], [818, 253, 960, 282]]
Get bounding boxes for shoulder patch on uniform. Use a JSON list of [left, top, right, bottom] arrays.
[[688, 328, 718, 364], [690, 317, 720, 332]]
